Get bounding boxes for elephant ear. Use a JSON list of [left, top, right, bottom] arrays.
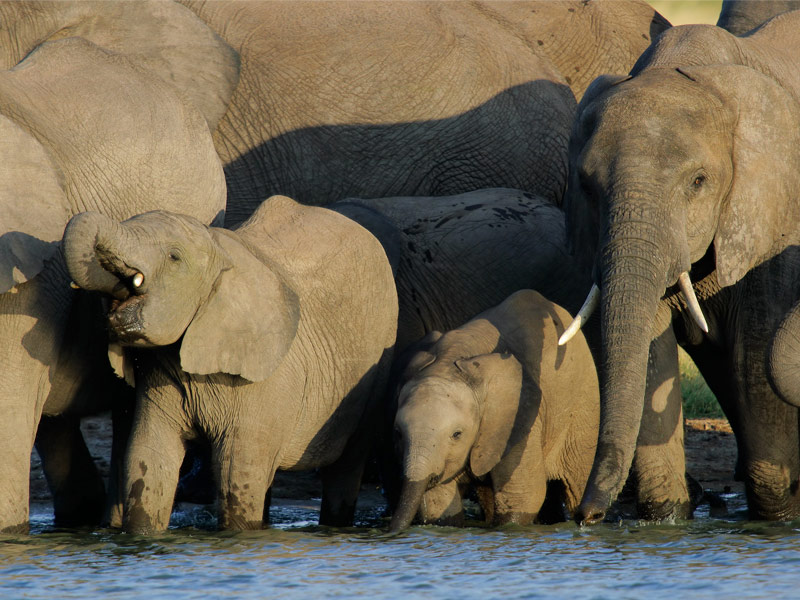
[[679, 64, 800, 287], [564, 75, 632, 274], [457, 353, 541, 478], [0, 115, 69, 293], [180, 228, 300, 382]]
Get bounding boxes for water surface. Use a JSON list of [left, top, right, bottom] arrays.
[[2, 496, 798, 599]]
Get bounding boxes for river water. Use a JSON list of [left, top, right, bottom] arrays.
[[2, 495, 799, 599]]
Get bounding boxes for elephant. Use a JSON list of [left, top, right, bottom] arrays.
[[0, 35, 228, 532], [332, 188, 589, 357], [388, 290, 599, 531], [716, 0, 800, 35], [62, 196, 398, 533], [560, 11, 800, 524], [177, 0, 671, 224]]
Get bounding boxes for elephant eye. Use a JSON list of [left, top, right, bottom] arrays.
[[691, 174, 706, 190], [452, 430, 462, 441], [168, 249, 182, 262]]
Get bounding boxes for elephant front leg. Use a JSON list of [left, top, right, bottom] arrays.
[[122, 405, 185, 534], [35, 415, 106, 527], [491, 442, 547, 526], [214, 439, 273, 530], [418, 479, 464, 527], [634, 314, 691, 521]]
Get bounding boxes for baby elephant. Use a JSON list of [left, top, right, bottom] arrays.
[[389, 290, 599, 531], [63, 196, 397, 533]]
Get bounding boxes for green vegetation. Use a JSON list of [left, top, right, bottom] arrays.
[[679, 348, 725, 418], [650, 0, 722, 26]]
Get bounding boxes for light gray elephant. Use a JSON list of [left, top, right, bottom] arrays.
[[63, 196, 398, 533], [0, 35, 228, 533], [388, 290, 599, 531], [561, 12, 800, 524], [179, 0, 670, 224]]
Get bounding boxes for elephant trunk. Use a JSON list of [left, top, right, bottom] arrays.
[[63, 211, 129, 295], [575, 224, 670, 525], [388, 477, 429, 533]]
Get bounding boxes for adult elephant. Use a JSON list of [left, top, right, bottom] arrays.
[[0, 34, 229, 532], [179, 0, 669, 224], [561, 12, 800, 523], [716, 0, 800, 34]]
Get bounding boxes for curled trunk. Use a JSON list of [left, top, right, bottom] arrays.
[[63, 211, 126, 294]]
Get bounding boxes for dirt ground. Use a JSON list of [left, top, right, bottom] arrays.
[[29, 414, 741, 520]]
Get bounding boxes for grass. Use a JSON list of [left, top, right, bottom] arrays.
[[679, 348, 725, 418]]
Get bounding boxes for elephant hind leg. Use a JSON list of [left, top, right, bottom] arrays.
[[35, 415, 106, 527]]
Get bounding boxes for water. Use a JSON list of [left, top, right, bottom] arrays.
[[3, 496, 799, 600]]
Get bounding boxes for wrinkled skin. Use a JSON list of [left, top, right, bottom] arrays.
[[179, 0, 670, 224], [62, 197, 397, 533], [332, 188, 593, 508], [0, 32, 228, 532], [716, 0, 800, 35], [388, 290, 599, 532], [564, 13, 800, 524]]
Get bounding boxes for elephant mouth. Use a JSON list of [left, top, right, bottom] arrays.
[[107, 294, 146, 344]]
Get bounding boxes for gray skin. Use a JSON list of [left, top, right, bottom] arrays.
[[717, 0, 800, 35], [332, 188, 589, 357], [180, 0, 669, 225], [389, 290, 599, 532], [0, 35, 228, 533], [62, 196, 398, 533], [332, 189, 592, 509], [563, 13, 800, 524]]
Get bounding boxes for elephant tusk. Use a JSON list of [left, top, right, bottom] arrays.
[[69, 281, 80, 290], [678, 271, 708, 333], [132, 272, 144, 288], [559, 283, 600, 346]]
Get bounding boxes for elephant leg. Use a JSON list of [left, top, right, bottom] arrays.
[[106, 396, 135, 528], [418, 479, 464, 526], [214, 433, 272, 530], [634, 310, 691, 520], [319, 432, 371, 527], [122, 401, 185, 534], [35, 415, 105, 527], [491, 438, 547, 526]]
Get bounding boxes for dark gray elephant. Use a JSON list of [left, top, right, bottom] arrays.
[[333, 188, 589, 356], [716, 0, 800, 34], [388, 290, 599, 532], [561, 12, 800, 523], [0, 33, 229, 532], [62, 197, 397, 533]]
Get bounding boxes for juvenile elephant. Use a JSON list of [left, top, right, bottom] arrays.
[[63, 196, 397, 533], [0, 35, 227, 532], [389, 290, 599, 531], [561, 12, 800, 523]]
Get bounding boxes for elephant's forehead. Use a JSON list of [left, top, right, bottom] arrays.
[[400, 374, 472, 407]]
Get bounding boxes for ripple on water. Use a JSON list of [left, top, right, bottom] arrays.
[[3, 500, 800, 599]]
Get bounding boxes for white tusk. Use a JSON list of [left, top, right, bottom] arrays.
[[69, 281, 80, 290], [132, 272, 144, 288], [678, 271, 708, 333], [559, 283, 600, 346]]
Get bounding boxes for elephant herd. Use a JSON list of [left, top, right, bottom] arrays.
[[3, 0, 800, 534]]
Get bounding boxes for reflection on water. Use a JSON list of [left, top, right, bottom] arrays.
[[3, 495, 800, 600]]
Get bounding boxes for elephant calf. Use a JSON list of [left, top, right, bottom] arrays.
[[63, 196, 397, 533], [389, 290, 599, 531]]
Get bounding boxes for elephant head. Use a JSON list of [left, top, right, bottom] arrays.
[[63, 204, 300, 382], [562, 58, 800, 524], [389, 338, 533, 532]]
